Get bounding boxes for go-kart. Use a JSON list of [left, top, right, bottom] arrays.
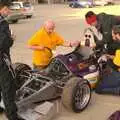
[[13, 43, 107, 113], [13, 26, 109, 113]]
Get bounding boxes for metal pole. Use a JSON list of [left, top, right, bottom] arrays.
[[48, 0, 52, 4]]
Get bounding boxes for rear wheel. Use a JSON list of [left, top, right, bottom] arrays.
[[62, 77, 91, 112], [13, 63, 31, 89]]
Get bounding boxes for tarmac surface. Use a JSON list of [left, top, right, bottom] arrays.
[[0, 4, 120, 120]]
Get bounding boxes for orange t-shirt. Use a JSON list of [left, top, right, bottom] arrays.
[[28, 27, 64, 66]]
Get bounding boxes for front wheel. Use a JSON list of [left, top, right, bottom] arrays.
[[62, 77, 91, 112]]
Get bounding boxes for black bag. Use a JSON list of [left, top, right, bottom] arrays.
[[108, 110, 120, 120]]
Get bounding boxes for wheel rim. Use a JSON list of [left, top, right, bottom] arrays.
[[74, 83, 91, 110]]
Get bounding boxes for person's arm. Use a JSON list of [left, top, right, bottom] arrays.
[[27, 29, 46, 50], [27, 45, 44, 50], [0, 21, 13, 51], [105, 54, 115, 60], [63, 40, 80, 47], [55, 32, 80, 47]]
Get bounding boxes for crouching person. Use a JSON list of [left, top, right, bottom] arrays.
[[0, 1, 25, 120], [28, 20, 79, 70], [95, 25, 120, 95]]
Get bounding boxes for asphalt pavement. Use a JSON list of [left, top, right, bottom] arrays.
[[1, 4, 120, 120]]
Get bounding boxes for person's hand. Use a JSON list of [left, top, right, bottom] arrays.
[[104, 54, 114, 60], [28, 45, 45, 50], [70, 40, 80, 47], [97, 54, 107, 63], [105, 54, 110, 58], [64, 40, 80, 47], [89, 43, 96, 49]]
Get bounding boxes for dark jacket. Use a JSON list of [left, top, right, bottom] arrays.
[[0, 15, 13, 57], [96, 13, 120, 53]]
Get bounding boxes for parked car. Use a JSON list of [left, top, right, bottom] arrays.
[[12, 1, 34, 18], [94, 0, 114, 6], [69, 0, 94, 8], [6, 3, 25, 23]]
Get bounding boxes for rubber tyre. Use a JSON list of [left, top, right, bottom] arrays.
[[13, 63, 31, 89], [62, 77, 91, 112]]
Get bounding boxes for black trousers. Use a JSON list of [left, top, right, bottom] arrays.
[[0, 65, 17, 120]]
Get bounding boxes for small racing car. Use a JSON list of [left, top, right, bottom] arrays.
[[13, 46, 107, 113], [13, 27, 108, 113]]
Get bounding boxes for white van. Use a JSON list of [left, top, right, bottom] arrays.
[[12, 1, 34, 18]]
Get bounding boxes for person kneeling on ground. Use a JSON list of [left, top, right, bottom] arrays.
[[28, 20, 79, 70], [95, 25, 120, 95]]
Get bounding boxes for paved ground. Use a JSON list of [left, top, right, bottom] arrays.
[[1, 4, 120, 120]]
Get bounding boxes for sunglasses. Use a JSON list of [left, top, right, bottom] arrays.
[[85, 34, 91, 38]]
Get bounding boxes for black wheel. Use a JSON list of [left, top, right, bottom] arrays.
[[62, 77, 91, 112], [13, 63, 31, 89], [69, 4, 74, 8]]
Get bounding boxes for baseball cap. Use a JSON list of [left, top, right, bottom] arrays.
[[86, 15, 97, 25]]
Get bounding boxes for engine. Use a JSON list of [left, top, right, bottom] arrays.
[[16, 72, 51, 102]]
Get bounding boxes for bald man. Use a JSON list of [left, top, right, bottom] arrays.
[[28, 20, 78, 70]]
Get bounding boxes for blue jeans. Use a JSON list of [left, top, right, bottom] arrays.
[[95, 71, 120, 95]]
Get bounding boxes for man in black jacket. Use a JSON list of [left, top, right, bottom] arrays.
[[0, 1, 25, 120], [85, 11, 120, 54]]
